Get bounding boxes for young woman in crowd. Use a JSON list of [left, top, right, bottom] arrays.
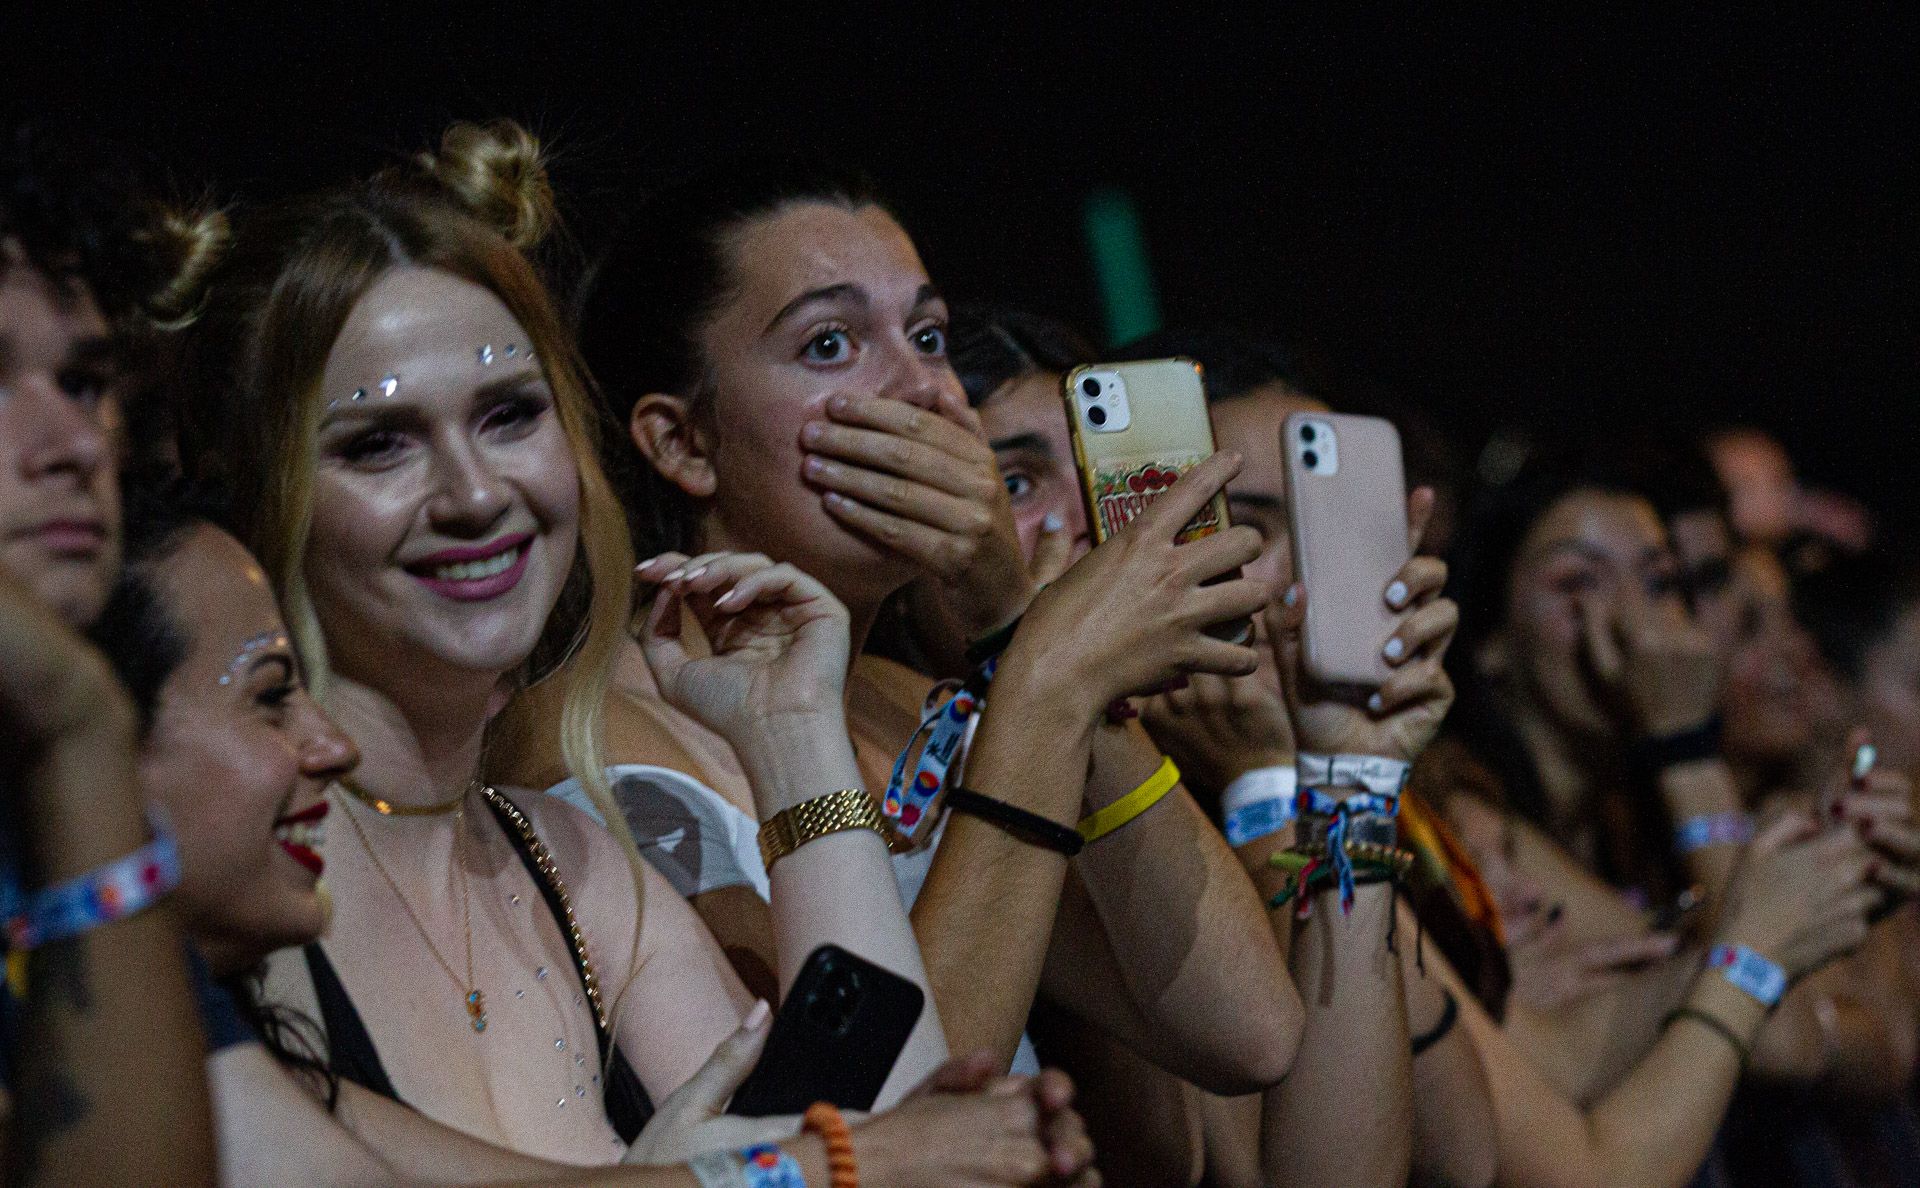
[[493, 158, 1302, 1103], [0, 125, 225, 1184], [166, 121, 1035, 1165], [78, 480, 1097, 1186]]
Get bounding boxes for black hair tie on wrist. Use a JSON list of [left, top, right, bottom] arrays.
[[1411, 989, 1459, 1057], [946, 788, 1084, 856], [1631, 715, 1724, 774], [963, 613, 1024, 669]]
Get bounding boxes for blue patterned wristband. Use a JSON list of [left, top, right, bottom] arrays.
[[4, 821, 181, 950], [1708, 943, 1786, 1008], [1674, 812, 1756, 853], [739, 1144, 807, 1188]]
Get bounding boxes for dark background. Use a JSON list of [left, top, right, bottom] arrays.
[[10, 8, 1917, 519]]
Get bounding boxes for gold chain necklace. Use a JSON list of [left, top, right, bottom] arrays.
[[337, 785, 489, 1033], [339, 775, 475, 817]]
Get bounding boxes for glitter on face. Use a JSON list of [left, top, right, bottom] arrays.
[[217, 631, 292, 687]]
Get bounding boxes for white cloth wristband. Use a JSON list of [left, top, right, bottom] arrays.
[[1221, 767, 1297, 846], [1709, 944, 1787, 1008], [1297, 752, 1411, 798]]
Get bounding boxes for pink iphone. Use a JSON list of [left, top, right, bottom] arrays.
[[1282, 412, 1409, 688]]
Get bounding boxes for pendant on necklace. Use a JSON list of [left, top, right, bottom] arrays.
[[466, 989, 488, 1033]]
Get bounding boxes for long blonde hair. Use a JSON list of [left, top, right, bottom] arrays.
[[173, 120, 645, 887]]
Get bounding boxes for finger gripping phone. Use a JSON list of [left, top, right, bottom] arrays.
[[1282, 412, 1409, 688], [1063, 357, 1250, 643], [726, 944, 925, 1116]]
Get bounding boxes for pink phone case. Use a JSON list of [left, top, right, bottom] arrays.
[[1282, 412, 1409, 688]]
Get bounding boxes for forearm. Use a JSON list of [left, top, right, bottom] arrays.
[[1064, 721, 1297, 1088], [1750, 976, 1915, 1098], [737, 712, 948, 1107], [1656, 758, 1745, 908], [911, 662, 1093, 1065], [1256, 883, 1412, 1188], [1402, 908, 1497, 1188], [1502, 948, 1700, 1104]]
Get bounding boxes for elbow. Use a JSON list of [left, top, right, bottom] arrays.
[[1189, 981, 1305, 1095]]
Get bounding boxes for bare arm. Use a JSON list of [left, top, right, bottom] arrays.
[[0, 595, 215, 1187]]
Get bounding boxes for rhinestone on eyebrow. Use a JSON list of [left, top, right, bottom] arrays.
[[377, 375, 398, 398], [478, 344, 495, 365], [504, 343, 518, 357], [217, 630, 292, 686]]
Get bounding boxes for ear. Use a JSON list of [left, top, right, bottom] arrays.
[[630, 392, 716, 500]]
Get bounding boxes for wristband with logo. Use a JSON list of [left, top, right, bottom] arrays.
[[1297, 752, 1411, 798], [1708, 943, 1787, 1008], [739, 1144, 807, 1188], [3, 819, 182, 951], [1222, 766, 1298, 846], [1673, 811, 1755, 854]]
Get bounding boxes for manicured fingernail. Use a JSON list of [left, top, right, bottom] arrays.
[[1386, 581, 1409, 608], [803, 456, 825, 476], [715, 587, 742, 607], [1383, 637, 1405, 661], [827, 394, 849, 413], [663, 567, 686, 582], [1283, 585, 1300, 607], [824, 491, 847, 507], [801, 422, 824, 445], [746, 999, 770, 1029], [1367, 692, 1385, 713], [1043, 512, 1064, 532]]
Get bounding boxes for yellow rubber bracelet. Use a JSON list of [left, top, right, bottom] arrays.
[[1078, 756, 1181, 844]]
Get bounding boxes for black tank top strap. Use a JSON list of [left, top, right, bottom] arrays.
[[303, 941, 402, 1103], [480, 789, 654, 1141]]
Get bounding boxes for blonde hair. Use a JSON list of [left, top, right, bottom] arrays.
[[174, 120, 645, 889]]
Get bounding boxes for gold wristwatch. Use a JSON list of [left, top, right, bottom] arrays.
[[757, 789, 895, 871]]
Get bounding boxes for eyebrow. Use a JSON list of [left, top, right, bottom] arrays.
[[319, 369, 548, 428], [989, 431, 1054, 455], [763, 282, 947, 335]]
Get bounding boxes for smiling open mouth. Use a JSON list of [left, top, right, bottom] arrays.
[[273, 801, 328, 876], [406, 533, 533, 602]]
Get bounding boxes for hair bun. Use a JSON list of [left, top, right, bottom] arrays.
[[418, 120, 555, 250], [137, 203, 231, 329]]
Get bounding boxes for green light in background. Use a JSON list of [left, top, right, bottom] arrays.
[[1083, 187, 1162, 347]]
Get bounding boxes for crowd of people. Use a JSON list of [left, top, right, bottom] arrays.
[[2, 116, 1916, 1187]]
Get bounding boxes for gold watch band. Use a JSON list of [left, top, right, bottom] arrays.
[[758, 789, 890, 871]]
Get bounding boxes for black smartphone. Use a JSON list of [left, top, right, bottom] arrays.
[[726, 943, 925, 1116]]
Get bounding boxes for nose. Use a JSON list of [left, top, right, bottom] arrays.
[[16, 377, 110, 484], [424, 437, 511, 536], [297, 695, 361, 782], [874, 335, 951, 414]]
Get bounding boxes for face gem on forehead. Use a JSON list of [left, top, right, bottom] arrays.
[[478, 344, 494, 365], [377, 375, 398, 398], [217, 630, 292, 686]]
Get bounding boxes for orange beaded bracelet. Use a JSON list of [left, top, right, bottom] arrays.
[[803, 1102, 857, 1188]]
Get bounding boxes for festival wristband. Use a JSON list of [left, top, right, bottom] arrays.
[[739, 1144, 808, 1188], [1297, 752, 1411, 798], [946, 788, 1084, 856], [1222, 766, 1298, 846], [4, 821, 182, 950], [1632, 716, 1724, 773], [1708, 943, 1787, 1008], [688, 1150, 750, 1188], [1673, 811, 1755, 853], [1078, 756, 1180, 844]]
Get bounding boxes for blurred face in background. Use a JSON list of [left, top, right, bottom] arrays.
[[1480, 489, 1684, 745], [978, 369, 1089, 564], [1854, 599, 1920, 776], [0, 241, 123, 626], [1716, 546, 1834, 774]]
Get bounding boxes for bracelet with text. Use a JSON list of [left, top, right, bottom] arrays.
[[946, 787, 1085, 856], [1708, 943, 1786, 1008], [1674, 811, 1755, 854], [1222, 766, 1298, 846], [883, 656, 995, 834], [1079, 756, 1181, 844], [739, 1144, 807, 1188], [1297, 752, 1411, 798], [4, 823, 181, 951]]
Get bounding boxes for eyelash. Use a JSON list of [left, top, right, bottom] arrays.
[[801, 324, 855, 365], [799, 319, 950, 365], [482, 393, 549, 434], [911, 320, 948, 356], [58, 365, 115, 408], [256, 682, 296, 712]]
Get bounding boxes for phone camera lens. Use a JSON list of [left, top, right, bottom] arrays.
[[1081, 376, 1102, 398], [1300, 424, 1317, 443], [1087, 404, 1108, 427], [1302, 449, 1320, 469]]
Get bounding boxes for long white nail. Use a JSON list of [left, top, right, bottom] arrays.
[[1367, 692, 1385, 713], [1383, 637, 1405, 661], [1043, 512, 1064, 532], [1283, 585, 1300, 607], [1385, 581, 1409, 608], [745, 999, 770, 1029]]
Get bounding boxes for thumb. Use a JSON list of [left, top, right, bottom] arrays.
[[1030, 512, 1076, 587], [664, 999, 772, 1117]]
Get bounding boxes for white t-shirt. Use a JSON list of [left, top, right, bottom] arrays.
[[547, 766, 1041, 1075]]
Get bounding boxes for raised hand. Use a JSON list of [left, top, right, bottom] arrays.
[[637, 551, 852, 744], [1714, 810, 1882, 979], [1576, 584, 1723, 739], [1272, 488, 1459, 763], [804, 392, 1033, 640], [1004, 450, 1267, 715], [1141, 671, 1296, 798]]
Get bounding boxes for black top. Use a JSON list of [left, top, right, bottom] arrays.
[[305, 793, 652, 1141]]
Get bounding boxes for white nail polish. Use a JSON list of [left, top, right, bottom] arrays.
[[1043, 512, 1064, 532], [1386, 581, 1409, 607], [1283, 586, 1300, 607], [1383, 637, 1405, 661], [1367, 692, 1385, 713]]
